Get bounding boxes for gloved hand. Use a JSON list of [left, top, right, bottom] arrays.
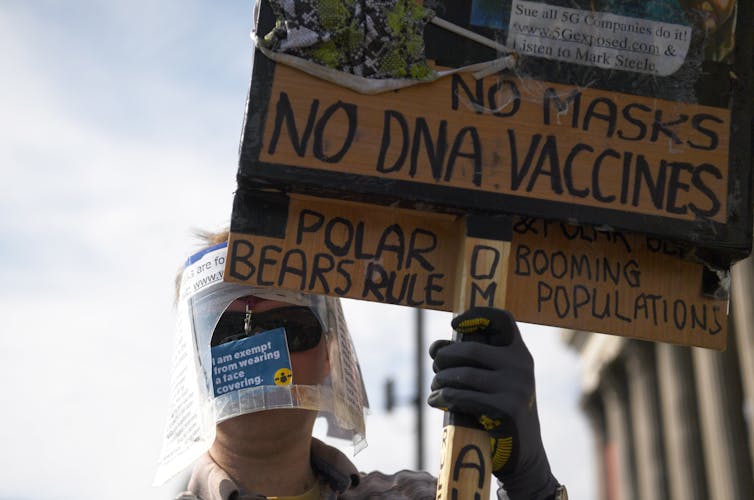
[[428, 307, 560, 500]]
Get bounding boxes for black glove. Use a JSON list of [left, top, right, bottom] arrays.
[[427, 307, 560, 500]]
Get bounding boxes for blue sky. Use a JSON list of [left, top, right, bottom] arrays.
[[0, 1, 594, 498]]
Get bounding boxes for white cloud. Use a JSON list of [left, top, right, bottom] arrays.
[[0, 4, 244, 498]]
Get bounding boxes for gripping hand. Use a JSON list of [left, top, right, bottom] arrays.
[[427, 307, 560, 500]]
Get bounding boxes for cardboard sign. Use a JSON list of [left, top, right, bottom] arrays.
[[238, 0, 752, 268], [260, 66, 731, 224], [506, 218, 727, 349], [226, 191, 465, 311], [225, 192, 727, 349]]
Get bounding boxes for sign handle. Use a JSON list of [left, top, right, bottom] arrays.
[[435, 215, 511, 500]]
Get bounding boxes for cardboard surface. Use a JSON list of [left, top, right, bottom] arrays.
[[238, 0, 752, 268], [260, 65, 730, 225], [506, 218, 727, 349], [226, 194, 727, 349]]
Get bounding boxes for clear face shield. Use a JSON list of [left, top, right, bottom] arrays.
[[154, 242, 368, 485]]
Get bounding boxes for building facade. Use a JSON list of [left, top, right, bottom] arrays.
[[565, 255, 754, 500]]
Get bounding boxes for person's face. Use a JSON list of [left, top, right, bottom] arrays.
[[220, 296, 330, 386]]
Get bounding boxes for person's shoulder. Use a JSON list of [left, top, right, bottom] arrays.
[[346, 469, 437, 499]]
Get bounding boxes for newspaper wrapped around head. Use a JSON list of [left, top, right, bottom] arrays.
[[154, 241, 368, 485]]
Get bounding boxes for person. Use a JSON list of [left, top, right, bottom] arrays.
[[155, 230, 566, 499]]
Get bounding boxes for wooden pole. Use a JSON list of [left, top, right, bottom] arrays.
[[436, 214, 511, 500]]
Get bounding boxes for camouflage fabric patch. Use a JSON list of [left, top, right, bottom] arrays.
[[262, 0, 435, 80]]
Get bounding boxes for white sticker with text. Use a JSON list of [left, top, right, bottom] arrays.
[[508, 0, 692, 76]]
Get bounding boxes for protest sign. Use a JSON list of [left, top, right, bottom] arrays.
[[225, 191, 726, 350], [229, 3, 748, 494], [238, 0, 752, 269]]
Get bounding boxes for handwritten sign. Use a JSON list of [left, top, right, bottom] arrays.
[[506, 218, 727, 349], [239, 0, 752, 268], [226, 193, 462, 310], [259, 66, 729, 224], [226, 192, 727, 349]]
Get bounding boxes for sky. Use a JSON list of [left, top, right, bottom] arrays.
[[0, 1, 594, 499]]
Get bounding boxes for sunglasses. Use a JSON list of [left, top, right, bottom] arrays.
[[211, 305, 323, 352]]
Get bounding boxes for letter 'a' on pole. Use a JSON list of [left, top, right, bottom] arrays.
[[436, 214, 511, 500]]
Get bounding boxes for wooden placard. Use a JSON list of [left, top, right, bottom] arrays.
[[225, 191, 727, 349], [225, 191, 463, 310], [258, 65, 730, 225], [506, 218, 727, 350], [238, 0, 753, 269]]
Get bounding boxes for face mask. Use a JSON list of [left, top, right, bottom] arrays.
[[154, 242, 368, 486]]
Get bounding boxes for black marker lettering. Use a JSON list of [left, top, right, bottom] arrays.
[[592, 149, 621, 203], [514, 244, 531, 276], [451, 74, 484, 112], [411, 118, 448, 182], [446, 126, 482, 187], [229, 239, 256, 281], [406, 228, 437, 272], [296, 209, 324, 244], [268, 92, 318, 156], [309, 253, 335, 293], [470, 245, 500, 280], [690, 303, 707, 332], [376, 110, 409, 173], [573, 284, 590, 318], [651, 111, 687, 144], [583, 97, 617, 137], [709, 306, 723, 335], [324, 217, 354, 257], [632, 155, 667, 209], [313, 101, 357, 163], [374, 224, 406, 270], [488, 79, 521, 118], [277, 249, 307, 289], [526, 135, 563, 194], [592, 288, 610, 319], [665, 162, 692, 215], [563, 143, 593, 198], [353, 222, 376, 259], [620, 152, 632, 204], [362, 262, 386, 302], [452, 444, 486, 489], [673, 300, 687, 330], [617, 103, 650, 141], [689, 163, 722, 218], [537, 281, 552, 312], [471, 282, 497, 307], [425, 274, 444, 307], [335, 260, 354, 295], [688, 113, 722, 151], [554, 286, 570, 318], [258, 245, 281, 286], [508, 130, 541, 191], [543, 88, 581, 127]]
